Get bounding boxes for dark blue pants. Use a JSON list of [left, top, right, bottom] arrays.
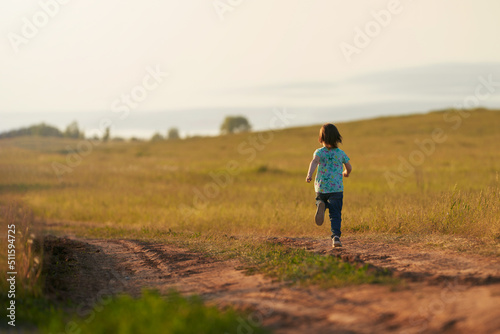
[[316, 192, 343, 238]]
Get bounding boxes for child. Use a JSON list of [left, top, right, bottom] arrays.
[[306, 123, 352, 248]]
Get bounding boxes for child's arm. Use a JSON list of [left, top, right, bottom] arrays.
[[306, 156, 320, 183], [343, 162, 352, 177]]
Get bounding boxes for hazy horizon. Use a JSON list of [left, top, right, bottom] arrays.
[[2, 1, 500, 138], [2, 62, 500, 138]]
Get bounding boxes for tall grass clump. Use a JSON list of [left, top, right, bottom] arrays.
[[436, 185, 500, 238], [343, 185, 500, 240], [0, 202, 43, 297], [0, 202, 65, 329]]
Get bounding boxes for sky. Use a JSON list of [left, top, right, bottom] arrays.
[[1, 0, 500, 138]]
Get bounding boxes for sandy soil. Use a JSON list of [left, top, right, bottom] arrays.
[[42, 235, 500, 334]]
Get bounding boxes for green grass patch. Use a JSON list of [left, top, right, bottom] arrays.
[[41, 290, 270, 334], [0, 295, 67, 332], [242, 243, 397, 288]]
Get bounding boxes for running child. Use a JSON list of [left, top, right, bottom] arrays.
[[306, 123, 352, 248]]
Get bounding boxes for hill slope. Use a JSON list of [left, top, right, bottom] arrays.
[[0, 108, 499, 241]]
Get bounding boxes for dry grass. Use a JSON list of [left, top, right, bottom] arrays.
[[0, 108, 499, 245], [0, 203, 43, 297]]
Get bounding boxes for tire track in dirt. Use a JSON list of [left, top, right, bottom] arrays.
[[108, 240, 172, 274]]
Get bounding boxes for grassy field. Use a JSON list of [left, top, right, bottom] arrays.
[[1, 108, 499, 331], [1, 108, 499, 241]]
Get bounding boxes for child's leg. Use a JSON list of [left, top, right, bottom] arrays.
[[326, 192, 343, 237]]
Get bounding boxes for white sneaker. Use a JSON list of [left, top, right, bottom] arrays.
[[332, 236, 342, 248]]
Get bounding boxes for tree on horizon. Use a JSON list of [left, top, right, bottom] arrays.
[[167, 127, 180, 140], [220, 116, 251, 134], [64, 121, 84, 139]]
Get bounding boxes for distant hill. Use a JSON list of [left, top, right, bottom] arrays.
[[0, 123, 63, 139], [0, 121, 83, 140]]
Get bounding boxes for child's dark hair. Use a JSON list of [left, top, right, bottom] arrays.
[[319, 123, 342, 148]]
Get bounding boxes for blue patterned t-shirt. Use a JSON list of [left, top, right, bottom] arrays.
[[313, 147, 350, 193]]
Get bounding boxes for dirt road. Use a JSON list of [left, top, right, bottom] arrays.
[[43, 235, 500, 334]]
